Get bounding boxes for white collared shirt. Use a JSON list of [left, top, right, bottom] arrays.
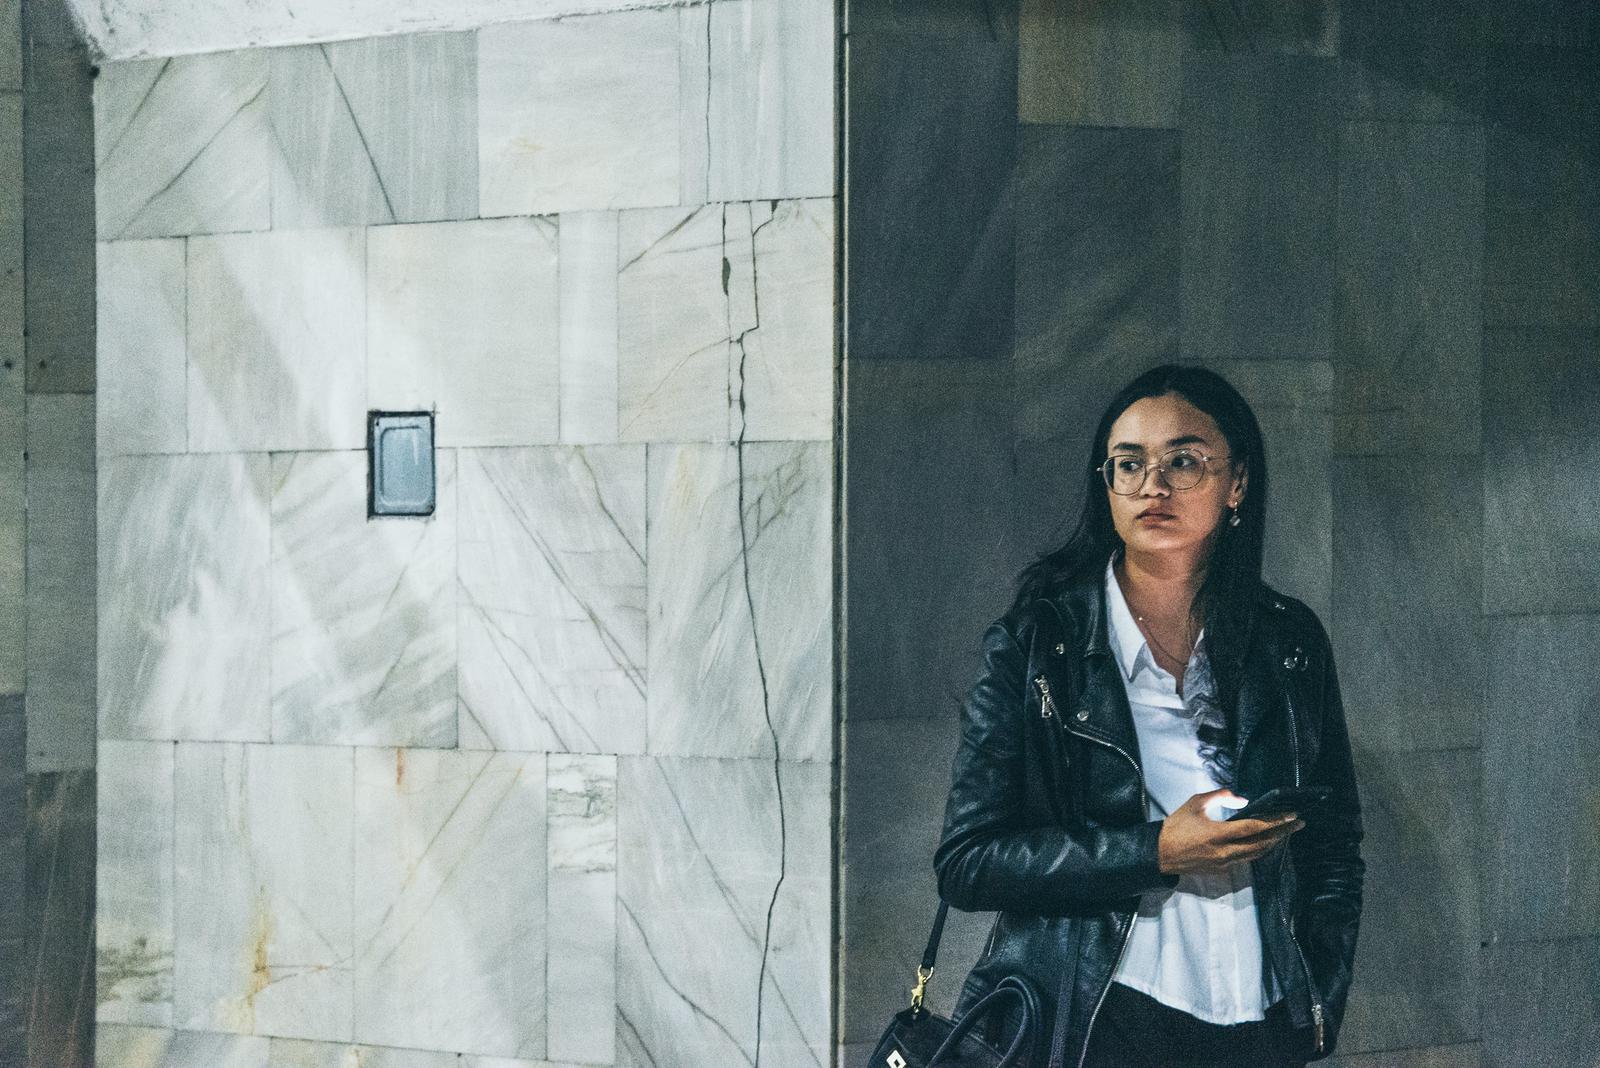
[[1102, 553, 1284, 1023]]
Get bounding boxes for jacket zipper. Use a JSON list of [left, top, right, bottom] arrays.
[[1031, 674, 1153, 1068], [1280, 685, 1326, 1054]]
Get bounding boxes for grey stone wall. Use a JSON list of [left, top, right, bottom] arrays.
[[841, 2, 1598, 1065], [1, 0, 98, 1064]]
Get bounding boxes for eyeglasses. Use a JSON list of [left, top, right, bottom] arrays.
[[1094, 447, 1234, 495]]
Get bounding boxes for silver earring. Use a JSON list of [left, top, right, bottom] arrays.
[[1227, 506, 1242, 527]]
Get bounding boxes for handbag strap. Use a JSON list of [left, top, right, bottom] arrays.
[[926, 975, 1041, 1068], [909, 899, 950, 1013]]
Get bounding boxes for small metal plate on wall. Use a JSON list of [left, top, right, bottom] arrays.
[[368, 411, 435, 517]]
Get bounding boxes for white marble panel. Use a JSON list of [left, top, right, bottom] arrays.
[[270, 33, 477, 228], [558, 211, 619, 444], [546, 753, 617, 1064], [266, 1037, 460, 1067], [97, 740, 175, 1027], [726, 199, 834, 442], [646, 441, 831, 762], [98, 453, 271, 743], [97, 238, 187, 457], [617, 756, 829, 1067], [271, 450, 455, 748], [477, 10, 681, 216], [74, 0, 684, 61], [174, 743, 353, 1042], [24, 393, 96, 770], [187, 228, 366, 453], [367, 217, 558, 448], [96, 1024, 269, 1068], [94, 52, 270, 239], [616, 205, 731, 442], [702, 0, 835, 202], [457, 445, 645, 754], [352, 749, 545, 1058], [678, 5, 710, 207]]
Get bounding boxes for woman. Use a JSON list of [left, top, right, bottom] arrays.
[[933, 365, 1364, 1067]]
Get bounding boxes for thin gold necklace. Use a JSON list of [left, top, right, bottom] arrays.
[[1118, 561, 1198, 665]]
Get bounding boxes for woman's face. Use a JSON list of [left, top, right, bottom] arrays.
[[1103, 393, 1246, 560]]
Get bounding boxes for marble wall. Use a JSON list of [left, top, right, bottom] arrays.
[[93, 5, 837, 1066], [842, 1, 1597, 1066]]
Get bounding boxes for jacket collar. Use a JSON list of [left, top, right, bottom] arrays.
[[1039, 555, 1288, 784]]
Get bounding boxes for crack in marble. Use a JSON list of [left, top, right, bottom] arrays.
[[113, 81, 266, 240], [620, 898, 754, 1068], [316, 43, 398, 223], [727, 200, 789, 1068]]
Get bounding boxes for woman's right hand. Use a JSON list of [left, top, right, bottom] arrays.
[[1157, 788, 1304, 876]]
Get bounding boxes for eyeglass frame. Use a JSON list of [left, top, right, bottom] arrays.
[[1092, 446, 1238, 495]]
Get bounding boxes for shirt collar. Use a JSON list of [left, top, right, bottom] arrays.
[[1103, 552, 1205, 685]]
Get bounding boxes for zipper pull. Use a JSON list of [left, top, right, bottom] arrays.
[[1312, 1002, 1325, 1053], [1032, 674, 1054, 718]]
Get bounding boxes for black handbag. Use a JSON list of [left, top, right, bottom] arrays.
[[865, 900, 1045, 1068]]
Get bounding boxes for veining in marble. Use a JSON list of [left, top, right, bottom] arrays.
[[617, 204, 735, 442], [478, 10, 681, 217], [94, 51, 270, 239], [546, 753, 617, 1063], [646, 441, 831, 762], [98, 453, 271, 743], [187, 228, 366, 453], [271, 450, 456, 748], [457, 445, 644, 755], [618, 756, 829, 1067], [96, 740, 175, 1027], [173, 743, 352, 1041], [618, 200, 832, 443], [726, 199, 834, 443], [352, 748, 545, 1057], [367, 217, 558, 448], [270, 33, 477, 228]]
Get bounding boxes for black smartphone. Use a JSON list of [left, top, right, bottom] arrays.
[[1223, 785, 1332, 822]]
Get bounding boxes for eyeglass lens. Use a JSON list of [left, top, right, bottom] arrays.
[[1104, 449, 1209, 494]]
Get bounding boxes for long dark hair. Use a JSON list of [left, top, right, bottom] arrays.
[[1008, 364, 1270, 735]]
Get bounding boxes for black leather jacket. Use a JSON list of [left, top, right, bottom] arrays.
[[933, 567, 1365, 1067]]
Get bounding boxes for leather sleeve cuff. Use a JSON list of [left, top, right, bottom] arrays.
[[1136, 819, 1182, 892]]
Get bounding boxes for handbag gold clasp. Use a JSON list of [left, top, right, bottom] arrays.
[[909, 964, 934, 1013]]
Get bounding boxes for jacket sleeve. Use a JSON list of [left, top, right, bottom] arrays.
[[1289, 614, 1366, 1055], [932, 618, 1181, 914]]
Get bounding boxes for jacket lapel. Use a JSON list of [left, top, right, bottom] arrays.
[[1042, 567, 1143, 763]]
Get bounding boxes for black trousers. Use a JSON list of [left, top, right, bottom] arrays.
[[1080, 981, 1309, 1068]]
